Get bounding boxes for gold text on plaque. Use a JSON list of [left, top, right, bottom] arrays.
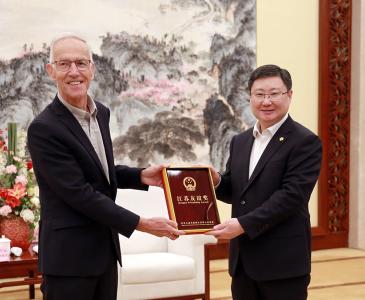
[[176, 195, 209, 204], [183, 177, 196, 191]]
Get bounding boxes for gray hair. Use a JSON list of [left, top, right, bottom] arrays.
[[49, 32, 93, 63]]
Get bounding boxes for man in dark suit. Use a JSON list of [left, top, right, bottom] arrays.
[[207, 65, 322, 300], [27, 33, 183, 300]]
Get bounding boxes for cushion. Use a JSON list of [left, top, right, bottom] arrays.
[[121, 252, 195, 284], [119, 279, 195, 300]]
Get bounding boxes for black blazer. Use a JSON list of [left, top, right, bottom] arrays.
[[216, 116, 322, 281], [28, 96, 147, 276]]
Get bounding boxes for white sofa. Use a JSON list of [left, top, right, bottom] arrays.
[[116, 187, 217, 300]]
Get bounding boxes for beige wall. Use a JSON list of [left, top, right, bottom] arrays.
[[218, 0, 319, 225], [350, 0, 365, 250]]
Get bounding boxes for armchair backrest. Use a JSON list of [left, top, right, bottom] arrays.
[[116, 187, 169, 254]]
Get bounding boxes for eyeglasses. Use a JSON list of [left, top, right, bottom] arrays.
[[251, 91, 289, 102], [52, 59, 92, 72]]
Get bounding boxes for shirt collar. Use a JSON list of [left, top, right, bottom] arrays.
[[58, 93, 97, 119], [253, 113, 289, 138]]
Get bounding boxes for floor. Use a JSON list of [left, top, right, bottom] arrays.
[[1, 248, 365, 300], [210, 248, 365, 300]]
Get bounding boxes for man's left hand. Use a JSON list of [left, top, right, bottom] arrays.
[[205, 218, 244, 240], [141, 164, 168, 187]]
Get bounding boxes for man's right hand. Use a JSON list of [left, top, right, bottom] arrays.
[[136, 217, 185, 240]]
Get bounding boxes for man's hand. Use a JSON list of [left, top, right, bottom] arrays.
[[141, 164, 168, 187], [136, 217, 185, 240], [191, 165, 221, 187], [208, 166, 221, 187], [205, 218, 244, 240]]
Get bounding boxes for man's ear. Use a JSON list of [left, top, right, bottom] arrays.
[[46, 63, 56, 80]]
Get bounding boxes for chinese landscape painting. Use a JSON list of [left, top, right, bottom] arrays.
[[0, 0, 256, 170]]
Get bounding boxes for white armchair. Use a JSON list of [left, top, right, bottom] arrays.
[[116, 187, 217, 300]]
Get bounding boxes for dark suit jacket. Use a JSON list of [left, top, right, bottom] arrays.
[[27, 96, 147, 276], [216, 116, 322, 281]]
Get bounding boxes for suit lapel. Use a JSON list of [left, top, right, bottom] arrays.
[[50, 97, 107, 180], [96, 111, 116, 185], [239, 132, 255, 184], [241, 117, 293, 196]]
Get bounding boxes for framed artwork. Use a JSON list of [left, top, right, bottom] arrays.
[[0, 0, 257, 171]]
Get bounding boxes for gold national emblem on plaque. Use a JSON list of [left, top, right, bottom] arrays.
[[183, 177, 196, 192]]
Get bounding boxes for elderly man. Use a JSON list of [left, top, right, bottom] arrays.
[[207, 65, 322, 300], [27, 33, 183, 300]]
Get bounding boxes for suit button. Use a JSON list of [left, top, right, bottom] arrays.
[[240, 200, 246, 205]]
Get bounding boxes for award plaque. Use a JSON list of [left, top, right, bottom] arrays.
[[162, 167, 220, 234]]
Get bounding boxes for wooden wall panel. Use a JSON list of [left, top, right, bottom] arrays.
[[313, 0, 351, 250]]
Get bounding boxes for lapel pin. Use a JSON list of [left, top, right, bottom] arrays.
[[279, 137, 285, 142]]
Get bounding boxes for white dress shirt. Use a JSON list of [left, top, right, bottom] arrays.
[[249, 114, 288, 178]]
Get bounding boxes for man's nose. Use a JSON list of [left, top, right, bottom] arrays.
[[261, 97, 273, 105], [68, 62, 80, 74]]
